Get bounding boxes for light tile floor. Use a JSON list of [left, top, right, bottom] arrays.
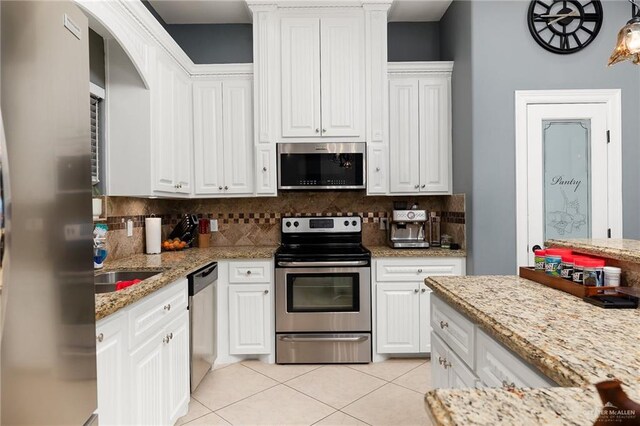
[[178, 358, 433, 426]]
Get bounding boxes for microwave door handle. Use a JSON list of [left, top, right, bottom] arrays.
[[279, 336, 368, 343], [277, 261, 368, 267]]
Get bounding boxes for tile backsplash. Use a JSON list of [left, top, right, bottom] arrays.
[[104, 192, 466, 261]]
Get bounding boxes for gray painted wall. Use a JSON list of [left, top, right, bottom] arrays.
[[388, 22, 440, 61], [441, 0, 640, 275], [439, 1, 473, 273], [89, 28, 105, 88], [167, 24, 253, 64]]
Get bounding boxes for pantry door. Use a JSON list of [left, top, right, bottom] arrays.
[[515, 91, 622, 268]]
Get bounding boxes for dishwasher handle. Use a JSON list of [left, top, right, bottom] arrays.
[[189, 263, 218, 296]]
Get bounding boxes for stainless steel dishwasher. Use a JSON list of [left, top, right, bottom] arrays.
[[188, 262, 218, 392]]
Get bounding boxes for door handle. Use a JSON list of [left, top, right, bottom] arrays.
[[279, 335, 368, 343], [277, 260, 368, 267], [532, 245, 542, 253]]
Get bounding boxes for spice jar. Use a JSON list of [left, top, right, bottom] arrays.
[[534, 249, 546, 271], [573, 257, 586, 284], [560, 254, 574, 280], [604, 266, 622, 287]]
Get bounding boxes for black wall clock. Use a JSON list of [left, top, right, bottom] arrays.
[[528, 0, 603, 54]]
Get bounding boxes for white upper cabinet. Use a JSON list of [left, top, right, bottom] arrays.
[[223, 80, 254, 194], [193, 78, 254, 196], [152, 52, 193, 196], [319, 17, 363, 138], [193, 81, 224, 195], [389, 79, 420, 193], [388, 62, 453, 195], [278, 13, 365, 141], [280, 17, 321, 138]]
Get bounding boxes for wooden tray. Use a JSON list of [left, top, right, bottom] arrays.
[[519, 267, 618, 298]]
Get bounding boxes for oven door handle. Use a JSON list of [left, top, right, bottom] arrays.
[[277, 261, 369, 267], [278, 335, 369, 343]]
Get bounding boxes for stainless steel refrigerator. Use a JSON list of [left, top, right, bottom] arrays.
[[0, 1, 98, 424]]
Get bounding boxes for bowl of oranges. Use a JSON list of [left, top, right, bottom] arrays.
[[162, 238, 188, 251]]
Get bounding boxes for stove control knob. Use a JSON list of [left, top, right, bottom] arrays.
[[344, 220, 349, 226], [352, 220, 357, 226], [285, 221, 291, 228], [293, 221, 299, 227]]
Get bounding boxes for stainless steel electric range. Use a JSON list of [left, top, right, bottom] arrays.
[[275, 216, 372, 364]]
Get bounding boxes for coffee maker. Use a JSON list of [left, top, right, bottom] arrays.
[[388, 207, 429, 248]]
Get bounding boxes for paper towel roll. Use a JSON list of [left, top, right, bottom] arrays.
[[145, 217, 162, 254]]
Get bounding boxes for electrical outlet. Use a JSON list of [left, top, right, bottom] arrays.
[[380, 218, 388, 230], [210, 219, 218, 232]]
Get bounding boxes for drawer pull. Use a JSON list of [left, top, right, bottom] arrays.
[[96, 333, 104, 343], [417, 269, 423, 273], [164, 304, 171, 311], [439, 320, 448, 329], [246, 270, 252, 275]]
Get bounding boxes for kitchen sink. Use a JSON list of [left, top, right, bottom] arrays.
[[94, 270, 163, 294]]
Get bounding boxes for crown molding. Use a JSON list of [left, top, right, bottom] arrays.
[[191, 63, 254, 77], [387, 61, 454, 76]]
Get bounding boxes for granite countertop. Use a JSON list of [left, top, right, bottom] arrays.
[[424, 275, 640, 425], [546, 238, 640, 263], [95, 246, 278, 320], [367, 246, 466, 258]]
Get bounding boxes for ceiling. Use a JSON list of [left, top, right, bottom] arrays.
[[147, 0, 453, 24]]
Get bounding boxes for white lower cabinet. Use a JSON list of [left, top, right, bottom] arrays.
[[375, 258, 465, 355], [96, 278, 190, 425], [229, 283, 271, 354], [219, 260, 274, 359], [96, 312, 127, 426], [431, 294, 555, 390]]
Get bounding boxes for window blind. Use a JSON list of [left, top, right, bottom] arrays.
[[90, 94, 100, 184]]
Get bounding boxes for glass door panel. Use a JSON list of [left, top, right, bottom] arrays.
[[287, 273, 359, 312], [542, 120, 592, 240]]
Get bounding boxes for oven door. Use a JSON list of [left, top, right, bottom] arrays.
[[277, 142, 366, 190], [275, 264, 371, 333]]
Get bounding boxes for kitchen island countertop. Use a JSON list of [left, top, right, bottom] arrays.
[[424, 275, 640, 425], [95, 246, 278, 320]]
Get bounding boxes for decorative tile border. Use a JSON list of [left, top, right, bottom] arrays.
[[105, 210, 465, 230]]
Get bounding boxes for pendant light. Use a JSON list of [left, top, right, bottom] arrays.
[[608, 0, 640, 65]]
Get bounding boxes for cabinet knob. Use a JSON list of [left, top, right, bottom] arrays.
[[164, 304, 171, 311], [421, 288, 426, 293], [96, 333, 104, 343], [439, 320, 448, 329], [322, 128, 327, 133], [414, 184, 419, 189], [414, 288, 419, 294], [315, 128, 320, 133], [375, 167, 380, 172], [421, 184, 425, 189], [417, 268, 423, 273], [163, 336, 170, 344], [224, 186, 228, 190], [502, 380, 516, 389], [444, 360, 452, 369], [438, 356, 446, 365], [246, 270, 252, 275], [264, 289, 269, 294], [218, 186, 223, 190], [168, 332, 173, 340], [263, 166, 267, 172]]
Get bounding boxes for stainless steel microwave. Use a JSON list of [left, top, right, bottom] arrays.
[[277, 142, 366, 190]]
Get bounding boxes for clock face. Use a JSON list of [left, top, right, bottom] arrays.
[[528, 0, 603, 54]]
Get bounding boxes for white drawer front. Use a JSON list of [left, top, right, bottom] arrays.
[[476, 329, 555, 388], [128, 278, 188, 349], [228, 261, 272, 284], [431, 295, 475, 369], [376, 258, 463, 282]]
